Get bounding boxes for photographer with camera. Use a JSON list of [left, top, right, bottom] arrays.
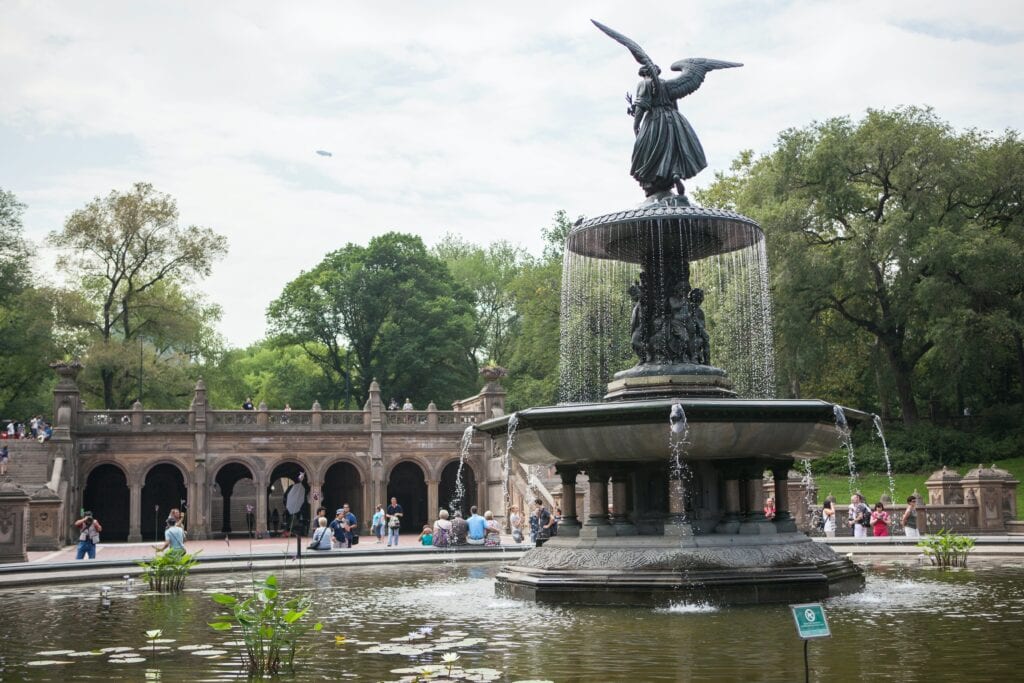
[[75, 512, 103, 560]]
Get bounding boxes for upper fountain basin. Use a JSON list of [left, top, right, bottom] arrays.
[[475, 398, 869, 466], [567, 205, 763, 263]]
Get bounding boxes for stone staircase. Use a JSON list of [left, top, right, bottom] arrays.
[[2, 439, 52, 489]]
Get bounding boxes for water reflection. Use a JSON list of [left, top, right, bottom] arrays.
[[1, 562, 1023, 681]]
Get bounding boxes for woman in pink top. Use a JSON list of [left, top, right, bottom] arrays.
[[870, 502, 890, 537]]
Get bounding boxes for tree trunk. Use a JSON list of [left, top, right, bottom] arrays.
[[882, 343, 919, 425], [1014, 331, 1024, 400], [102, 368, 115, 410]]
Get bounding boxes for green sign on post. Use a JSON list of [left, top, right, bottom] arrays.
[[790, 603, 831, 639]]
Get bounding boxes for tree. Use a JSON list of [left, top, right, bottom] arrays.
[[267, 232, 478, 408], [51, 183, 228, 408], [433, 234, 528, 368], [697, 107, 1024, 424], [502, 211, 579, 410], [0, 188, 59, 418]]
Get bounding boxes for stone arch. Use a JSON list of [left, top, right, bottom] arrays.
[[439, 458, 478, 519], [141, 461, 189, 540], [82, 461, 130, 541], [266, 459, 312, 536], [386, 460, 428, 533], [212, 460, 259, 536], [320, 458, 366, 527]]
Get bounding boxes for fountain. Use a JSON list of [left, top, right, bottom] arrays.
[[475, 20, 867, 606]]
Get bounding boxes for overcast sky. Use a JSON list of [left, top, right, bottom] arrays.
[[3, 1, 1023, 347]]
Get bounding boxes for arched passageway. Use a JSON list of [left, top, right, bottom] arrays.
[[141, 463, 187, 540], [83, 464, 129, 541], [387, 461, 427, 533], [321, 461, 363, 527], [439, 460, 477, 518], [267, 461, 309, 537], [212, 462, 257, 536]]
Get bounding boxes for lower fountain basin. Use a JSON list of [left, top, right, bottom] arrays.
[[476, 398, 868, 466]]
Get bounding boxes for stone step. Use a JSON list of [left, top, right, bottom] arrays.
[[2, 440, 51, 484]]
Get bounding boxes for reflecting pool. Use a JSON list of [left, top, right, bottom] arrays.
[[1, 561, 1022, 681]]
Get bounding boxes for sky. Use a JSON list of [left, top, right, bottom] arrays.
[[2, 0, 1023, 347]]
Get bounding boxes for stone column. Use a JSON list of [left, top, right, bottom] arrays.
[[0, 480, 30, 563], [427, 479, 440, 520], [771, 462, 797, 532], [255, 473, 268, 538], [715, 466, 743, 534], [27, 487, 63, 551], [609, 467, 637, 536], [220, 486, 232, 535], [555, 465, 580, 536], [738, 463, 770, 535], [128, 482, 143, 542], [581, 464, 614, 538]]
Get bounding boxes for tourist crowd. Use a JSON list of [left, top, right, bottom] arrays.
[[814, 492, 919, 538], [1, 415, 53, 442]]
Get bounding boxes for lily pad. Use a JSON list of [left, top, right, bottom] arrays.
[[35, 649, 74, 656], [100, 646, 135, 653], [193, 649, 229, 656], [178, 644, 214, 651], [68, 651, 103, 657], [26, 660, 72, 666], [110, 657, 146, 664]]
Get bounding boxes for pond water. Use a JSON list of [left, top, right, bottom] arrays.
[[1, 561, 1022, 681]]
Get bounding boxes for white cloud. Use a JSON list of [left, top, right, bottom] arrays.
[[2, 0, 1022, 346]]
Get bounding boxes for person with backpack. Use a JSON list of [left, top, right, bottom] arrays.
[[386, 496, 403, 547], [432, 509, 453, 547], [75, 512, 103, 560], [848, 493, 871, 538]]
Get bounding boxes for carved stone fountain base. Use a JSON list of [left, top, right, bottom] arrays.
[[495, 533, 863, 606], [605, 363, 736, 401]]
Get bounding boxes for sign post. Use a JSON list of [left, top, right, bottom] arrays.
[[790, 603, 830, 682]]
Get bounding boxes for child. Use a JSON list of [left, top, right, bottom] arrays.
[[418, 525, 433, 546]]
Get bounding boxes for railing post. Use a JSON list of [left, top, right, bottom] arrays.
[[257, 401, 269, 428], [311, 400, 322, 428], [427, 401, 438, 430], [131, 400, 143, 432]]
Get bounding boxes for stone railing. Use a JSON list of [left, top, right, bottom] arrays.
[[918, 504, 979, 534], [77, 407, 482, 434]]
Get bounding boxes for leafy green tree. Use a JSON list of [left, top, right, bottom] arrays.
[[698, 107, 1024, 424], [503, 211, 579, 410], [267, 232, 477, 408], [433, 234, 528, 368], [50, 183, 228, 408], [0, 188, 59, 418]]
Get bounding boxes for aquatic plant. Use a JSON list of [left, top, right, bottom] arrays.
[[137, 550, 201, 592], [918, 529, 975, 568], [208, 574, 323, 675]]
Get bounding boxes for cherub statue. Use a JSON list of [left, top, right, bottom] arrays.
[[592, 20, 742, 198]]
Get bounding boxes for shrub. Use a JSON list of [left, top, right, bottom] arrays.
[[918, 529, 975, 568], [137, 550, 200, 592], [209, 574, 323, 675]]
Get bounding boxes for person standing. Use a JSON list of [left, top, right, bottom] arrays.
[[245, 503, 255, 538], [509, 505, 524, 544], [371, 504, 385, 544], [0, 445, 8, 476], [763, 497, 776, 521], [849, 494, 871, 538], [341, 504, 358, 547], [75, 512, 102, 560], [402, 398, 414, 411], [822, 499, 837, 538], [242, 397, 255, 410], [466, 506, 486, 545], [386, 497, 403, 547], [902, 496, 920, 538], [871, 502, 891, 537], [329, 508, 348, 548]]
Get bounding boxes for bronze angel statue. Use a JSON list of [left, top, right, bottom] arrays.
[[593, 20, 741, 198]]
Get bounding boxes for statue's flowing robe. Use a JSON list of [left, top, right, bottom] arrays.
[[630, 78, 707, 194]]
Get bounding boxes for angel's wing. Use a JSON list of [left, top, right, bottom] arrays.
[[592, 20, 658, 77], [665, 58, 742, 99]]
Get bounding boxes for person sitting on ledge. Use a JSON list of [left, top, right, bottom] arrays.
[[763, 496, 776, 521], [418, 525, 433, 546], [309, 517, 332, 551], [154, 519, 187, 555], [433, 509, 452, 547], [466, 506, 486, 545], [484, 510, 502, 547], [451, 509, 469, 546]]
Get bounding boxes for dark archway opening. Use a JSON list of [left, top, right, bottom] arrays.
[[213, 462, 257, 536], [267, 462, 309, 537], [141, 463, 187, 541], [439, 460, 477, 518], [387, 461, 427, 533], [83, 464, 129, 541], [322, 461, 363, 528]]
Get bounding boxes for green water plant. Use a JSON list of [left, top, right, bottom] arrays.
[[209, 574, 323, 675], [137, 550, 201, 591], [918, 529, 975, 568]]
